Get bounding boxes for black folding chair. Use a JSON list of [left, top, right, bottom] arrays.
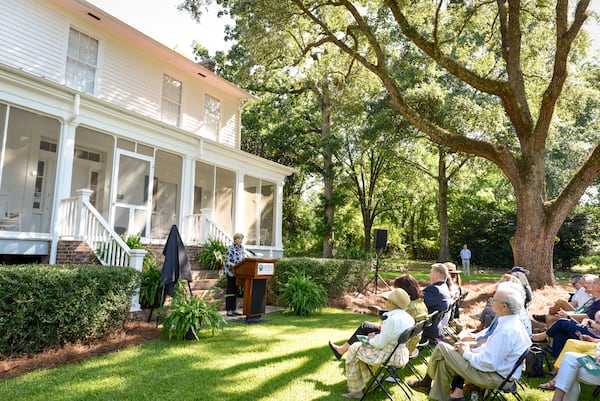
[[404, 311, 438, 377], [360, 325, 415, 401], [481, 348, 529, 401], [387, 319, 428, 389]]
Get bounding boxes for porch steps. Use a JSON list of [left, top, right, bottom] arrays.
[[189, 267, 222, 299]]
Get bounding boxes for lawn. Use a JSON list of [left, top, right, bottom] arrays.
[[1, 308, 598, 401]]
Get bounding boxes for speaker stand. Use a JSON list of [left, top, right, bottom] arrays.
[[355, 252, 392, 297]]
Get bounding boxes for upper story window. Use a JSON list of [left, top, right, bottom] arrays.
[[204, 94, 221, 139], [65, 28, 98, 95], [161, 74, 182, 126]]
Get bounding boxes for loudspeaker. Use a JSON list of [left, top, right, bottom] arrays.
[[373, 229, 388, 251]]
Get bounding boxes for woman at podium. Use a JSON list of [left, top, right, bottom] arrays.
[[224, 233, 245, 316]]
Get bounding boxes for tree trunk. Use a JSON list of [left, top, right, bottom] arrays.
[[437, 149, 450, 262], [319, 83, 334, 258]]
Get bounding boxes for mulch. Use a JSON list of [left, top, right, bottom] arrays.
[[0, 278, 571, 379]]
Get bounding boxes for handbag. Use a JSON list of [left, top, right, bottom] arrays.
[[525, 345, 546, 378]]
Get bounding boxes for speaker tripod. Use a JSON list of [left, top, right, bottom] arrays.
[[356, 251, 392, 297]]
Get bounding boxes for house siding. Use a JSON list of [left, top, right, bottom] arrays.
[[0, 0, 66, 83], [0, 0, 244, 150]]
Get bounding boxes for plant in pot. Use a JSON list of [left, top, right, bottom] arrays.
[[196, 238, 227, 271], [160, 284, 225, 340]]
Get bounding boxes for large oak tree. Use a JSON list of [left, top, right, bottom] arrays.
[[182, 0, 600, 285]]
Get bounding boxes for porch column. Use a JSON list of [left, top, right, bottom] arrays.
[[275, 180, 284, 250], [49, 95, 79, 264], [234, 172, 245, 236], [129, 248, 146, 312], [180, 155, 195, 242]]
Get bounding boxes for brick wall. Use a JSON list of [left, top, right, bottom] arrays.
[[55, 240, 99, 265], [55, 241, 203, 267]]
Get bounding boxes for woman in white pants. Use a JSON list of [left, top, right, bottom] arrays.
[[552, 343, 600, 401]]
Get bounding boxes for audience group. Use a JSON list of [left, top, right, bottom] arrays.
[[328, 263, 600, 400]]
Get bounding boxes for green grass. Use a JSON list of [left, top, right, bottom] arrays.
[[1, 309, 598, 400]]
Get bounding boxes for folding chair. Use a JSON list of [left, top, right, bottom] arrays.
[[481, 348, 529, 401], [404, 311, 438, 378], [360, 325, 415, 401], [387, 319, 428, 387]]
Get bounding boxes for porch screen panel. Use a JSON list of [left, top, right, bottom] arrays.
[[243, 176, 259, 245], [259, 181, 275, 246], [194, 161, 214, 213], [114, 154, 150, 236], [151, 150, 181, 238], [215, 167, 235, 236], [1, 106, 59, 232]]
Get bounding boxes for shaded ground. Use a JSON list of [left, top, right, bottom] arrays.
[[0, 278, 571, 379]]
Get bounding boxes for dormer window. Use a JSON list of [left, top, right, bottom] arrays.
[[161, 74, 182, 126], [65, 28, 98, 94], [204, 94, 221, 140]]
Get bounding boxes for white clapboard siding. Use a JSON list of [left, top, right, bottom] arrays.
[[0, 0, 66, 83], [1, 0, 244, 150]]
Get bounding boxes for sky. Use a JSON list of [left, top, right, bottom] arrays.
[[90, 0, 597, 59], [89, 0, 232, 59]]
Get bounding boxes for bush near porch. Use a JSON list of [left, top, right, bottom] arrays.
[[0, 264, 140, 356], [267, 257, 371, 302]]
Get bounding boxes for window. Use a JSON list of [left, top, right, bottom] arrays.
[[204, 95, 221, 139], [161, 74, 182, 126], [66, 28, 98, 94]]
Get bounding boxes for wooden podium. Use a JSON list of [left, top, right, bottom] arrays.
[[233, 258, 276, 320]]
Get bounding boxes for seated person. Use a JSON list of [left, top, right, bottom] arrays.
[[444, 262, 463, 320], [341, 288, 415, 399], [550, 344, 600, 401], [472, 273, 532, 335], [533, 274, 596, 326], [422, 263, 453, 342], [532, 275, 600, 358], [409, 285, 531, 401], [328, 274, 427, 359], [539, 334, 599, 391]]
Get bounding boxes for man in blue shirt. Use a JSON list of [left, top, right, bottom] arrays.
[[460, 244, 471, 276]]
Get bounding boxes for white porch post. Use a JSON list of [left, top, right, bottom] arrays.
[[275, 180, 284, 250], [49, 94, 79, 264], [200, 208, 212, 243], [234, 172, 245, 236], [129, 248, 146, 312], [180, 156, 195, 242]]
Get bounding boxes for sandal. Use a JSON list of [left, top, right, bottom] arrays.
[[538, 379, 556, 391]]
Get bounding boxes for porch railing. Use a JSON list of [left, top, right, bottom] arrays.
[[186, 208, 232, 245], [58, 189, 145, 311]]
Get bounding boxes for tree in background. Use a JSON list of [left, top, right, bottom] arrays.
[[262, 0, 600, 285]]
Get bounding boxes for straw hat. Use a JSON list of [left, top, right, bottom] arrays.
[[444, 261, 462, 274], [381, 288, 411, 310]]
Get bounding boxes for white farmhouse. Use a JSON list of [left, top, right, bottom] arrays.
[[0, 0, 293, 265]]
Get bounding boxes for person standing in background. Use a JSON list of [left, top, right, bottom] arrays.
[[224, 233, 245, 316], [460, 244, 471, 276]]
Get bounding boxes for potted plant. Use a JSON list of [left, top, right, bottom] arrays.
[[196, 238, 227, 271], [160, 285, 225, 340]]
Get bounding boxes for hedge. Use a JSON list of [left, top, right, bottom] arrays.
[[268, 257, 371, 301], [0, 264, 140, 356]]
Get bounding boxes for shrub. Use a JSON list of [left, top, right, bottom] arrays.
[[159, 286, 225, 340], [279, 270, 327, 315], [139, 264, 163, 308], [196, 238, 227, 270], [268, 257, 370, 300], [0, 264, 140, 356]]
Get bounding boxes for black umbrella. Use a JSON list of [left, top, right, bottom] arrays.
[[160, 225, 193, 298]]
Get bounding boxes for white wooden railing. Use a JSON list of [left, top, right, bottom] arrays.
[[186, 208, 232, 245], [58, 189, 145, 311]]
